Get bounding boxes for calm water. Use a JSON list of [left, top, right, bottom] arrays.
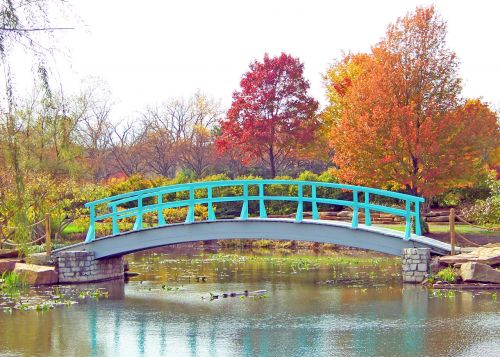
[[1, 246, 500, 357]]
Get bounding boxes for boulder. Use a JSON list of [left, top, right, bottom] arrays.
[[460, 262, 500, 284], [0, 249, 19, 259], [14, 263, 58, 285], [320, 211, 338, 217], [429, 257, 442, 275], [27, 253, 54, 266], [440, 245, 500, 267], [337, 211, 352, 218], [0, 258, 18, 273]]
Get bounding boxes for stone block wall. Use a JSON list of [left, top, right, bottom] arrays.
[[402, 248, 430, 283], [57, 251, 124, 283]]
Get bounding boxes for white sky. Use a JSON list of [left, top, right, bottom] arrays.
[[19, 0, 500, 120]]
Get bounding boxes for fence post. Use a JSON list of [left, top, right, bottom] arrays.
[[45, 213, 51, 256], [450, 208, 456, 255]]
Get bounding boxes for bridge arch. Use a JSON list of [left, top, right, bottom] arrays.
[[57, 219, 452, 259]]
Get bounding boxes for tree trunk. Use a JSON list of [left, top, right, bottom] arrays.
[[269, 146, 276, 178]]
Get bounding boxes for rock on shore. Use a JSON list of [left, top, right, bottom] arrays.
[[460, 262, 500, 284], [14, 263, 59, 285], [439, 244, 500, 266], [0, 258, 18, 274]]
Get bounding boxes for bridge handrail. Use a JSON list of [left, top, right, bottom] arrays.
[[85, 180, 424, 207], [83, 180, 424, 243]]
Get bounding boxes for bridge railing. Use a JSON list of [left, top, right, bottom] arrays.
[[84, 180, 425, 243]]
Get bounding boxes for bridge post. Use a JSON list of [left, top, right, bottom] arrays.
[[415, 200, 422, 236], [207, 187, 216, 221], [258, 183, 267, 218], [351, 190, 358, 228], [157, 193, 166, 226], [295, 183, 303, 222], [404, 201, 411, 239], [85, 205, 96, 243], [402, 248, 430, 283], [186, 187, 195, 223], [240, 184, 249, 220], [133, 194, 143, 230], [364, 192, 371, 226], [111, 205, 120, 234], [311, 184, 319, 220]]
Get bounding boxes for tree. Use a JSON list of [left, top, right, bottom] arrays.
[[75, 78, 114, 181], [324, 6, 499, 198], [0, 0, 72, 247], [108, 121, 148, 176], [216, 53, 319, 178], [140, 91, 221, 178]]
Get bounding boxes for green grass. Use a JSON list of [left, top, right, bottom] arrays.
[[376, 223, 497, 235], [63, 221, 155, 235], [62, 222, 87, 234], [64, 219, 497, 237]]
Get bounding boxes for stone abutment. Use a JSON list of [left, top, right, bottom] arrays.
[[57, 251, 124, 283]]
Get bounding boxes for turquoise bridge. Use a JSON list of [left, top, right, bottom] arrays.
[[60, 180, 453, 258]]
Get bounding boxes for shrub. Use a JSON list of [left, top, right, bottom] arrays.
[[462, 171, 500, 225]]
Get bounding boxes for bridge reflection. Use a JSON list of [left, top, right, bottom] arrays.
[[78, 286, 486, 356]]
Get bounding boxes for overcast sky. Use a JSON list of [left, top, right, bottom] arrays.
[[17, 0, 500, 120]]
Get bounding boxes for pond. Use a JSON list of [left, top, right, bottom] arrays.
[[1, 246, 499, 356]]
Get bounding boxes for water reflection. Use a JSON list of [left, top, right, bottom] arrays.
[[1, 247, 499, 356]]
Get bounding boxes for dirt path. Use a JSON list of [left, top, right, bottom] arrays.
[[427, 232, 500, 247]]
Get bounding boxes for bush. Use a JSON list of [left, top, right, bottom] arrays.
[[107, 174, 152, 196], [462, 171, 500, 225], [432, 169, 492, 207]]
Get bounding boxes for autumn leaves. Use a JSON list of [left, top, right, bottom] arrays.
[[217, 6, 499, 198]]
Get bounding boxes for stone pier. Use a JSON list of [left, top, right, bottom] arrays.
[[402, 248, 430, 283], [57, 251, 124, 283]]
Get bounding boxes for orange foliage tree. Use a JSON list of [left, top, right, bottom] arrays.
[[324, 6, 499, 198]]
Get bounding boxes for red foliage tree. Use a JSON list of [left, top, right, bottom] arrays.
[[216, 53, 319, 177]]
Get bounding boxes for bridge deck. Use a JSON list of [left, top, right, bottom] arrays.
[[55, 218, 454, 259]]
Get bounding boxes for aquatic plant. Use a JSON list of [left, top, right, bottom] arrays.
[[78, 288, 109, 301], [426, 274, 436, 285], [1, 271, 26, 290], [0, 271, 27, 298], [436, 267, 458, 283]]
